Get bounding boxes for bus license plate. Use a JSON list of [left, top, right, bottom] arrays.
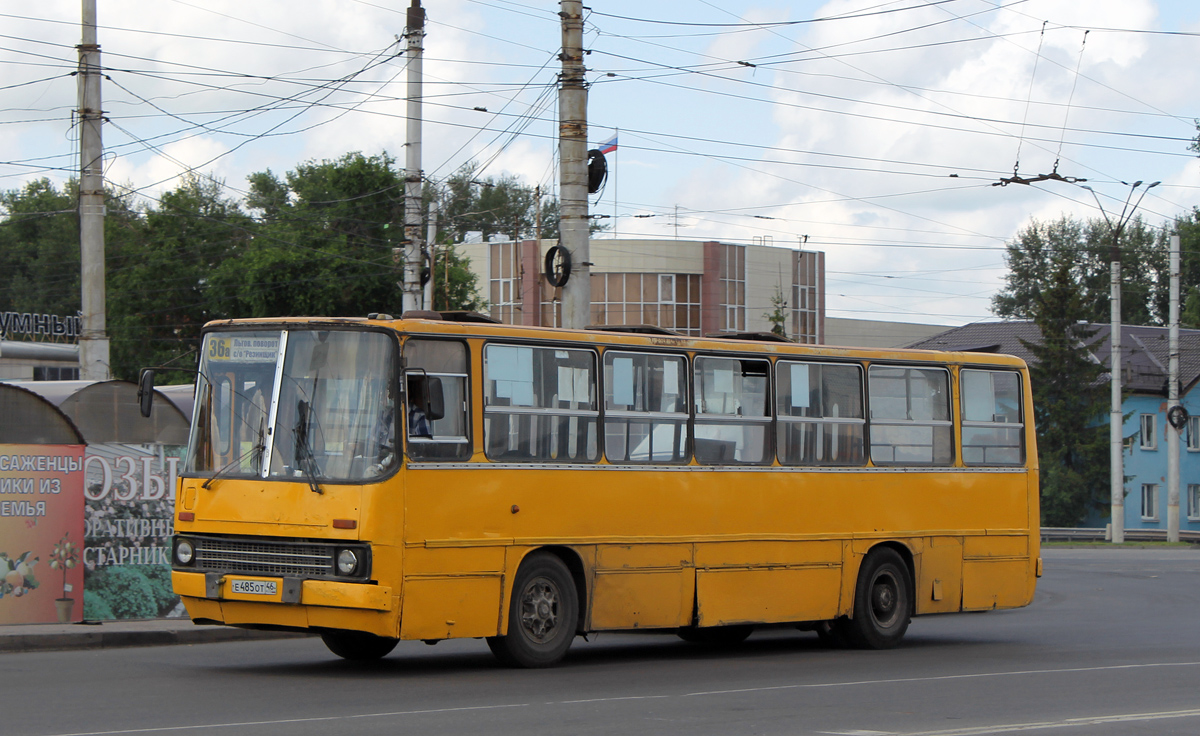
[[230, 579, 277, 596]]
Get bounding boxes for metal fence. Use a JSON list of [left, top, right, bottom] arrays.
[[1041, 527, 1200, 544]]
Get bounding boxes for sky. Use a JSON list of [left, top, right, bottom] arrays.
[[2, 0, 1200, 332]]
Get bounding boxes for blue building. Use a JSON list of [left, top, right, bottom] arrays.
[[908, 322, 1200, 531]]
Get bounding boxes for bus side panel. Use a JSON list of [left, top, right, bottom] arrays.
[[694, 541, 843, 626], [914, 536, 963, 615], [695, 567, 842, 626], [590, 544, 694, 629], [962, 535, 1033, 610], [399, 545, 507, 640], [399, 575, 504, 640]]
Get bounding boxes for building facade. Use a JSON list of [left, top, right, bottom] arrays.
[[457, 238, 825, 342]]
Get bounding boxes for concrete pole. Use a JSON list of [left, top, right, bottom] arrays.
[[1168, 234, 1181, 542], [1110, 258, 1124, 543], [559, 0, 590, 329], [424, 200, 438, 310], [78, 0, 109, 380], [402, 1, 425, 315]]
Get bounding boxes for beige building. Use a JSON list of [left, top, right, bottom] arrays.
[[457, 238, 825, 343]]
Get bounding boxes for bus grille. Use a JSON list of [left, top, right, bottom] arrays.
[[192, 538, 336, 578]]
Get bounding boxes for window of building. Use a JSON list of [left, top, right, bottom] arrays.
[[868, 365, 952, 466], [1141, 483, 1158, 520], [1188, 484, 1200, 521], [603, 351, 688, 463], [483, 344, 598, 463], [693, 356, 770, 464], [792, 251, 820, 344], [776, 361, 864, 466], [488, 241, 521, 325], [33, 366, 79, 380], [719, 243, 746, 333], [586, 273, 702, 336], [1140, 414, 1157, 450], [960, 369, 1024, 466], [1188, 416, 1200, 451]]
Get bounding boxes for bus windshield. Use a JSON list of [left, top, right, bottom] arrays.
[[186, 328, 398, 482]]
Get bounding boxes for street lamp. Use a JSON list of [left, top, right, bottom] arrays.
[[1081, 180, 1160, 544]]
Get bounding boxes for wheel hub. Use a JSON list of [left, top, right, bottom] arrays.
[[520, 579, 559, 641], [871, 575, 898, 624]]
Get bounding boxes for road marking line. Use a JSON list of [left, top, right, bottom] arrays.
[[556, 695, 671, 704], [35, 660, 1200, 736], [683, 660, 1200, 697], [894, 707, 1200, 735], [40, 703, 531, 736]]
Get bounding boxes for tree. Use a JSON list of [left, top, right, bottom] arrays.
[[107, 176, 251, 381], [993, 215, 1161, 326], [215, 152, 405, 319], [763, 285, 788, 337], [1020, 249, 1110, 526]]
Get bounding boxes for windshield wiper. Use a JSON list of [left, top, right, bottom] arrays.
[[293, 400, 324, 494], [202, 417, 266, 490]]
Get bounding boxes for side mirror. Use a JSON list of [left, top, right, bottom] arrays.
[[406, 373, 445, 422], [138, 369, 156, 418], [425, 376, 445, 421]]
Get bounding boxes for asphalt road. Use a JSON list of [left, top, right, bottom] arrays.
[[8, 547, 1200, 736]]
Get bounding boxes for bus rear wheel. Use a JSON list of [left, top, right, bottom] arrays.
[[846, 547, 911, 649], [320, 630, 399, 661], [487, 552, 579, 668]]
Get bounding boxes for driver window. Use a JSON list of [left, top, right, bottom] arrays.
[[404, 339, 471, 461]]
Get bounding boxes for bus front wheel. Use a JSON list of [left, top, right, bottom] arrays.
[[487, 552, 579, 668], [320, 630, 399, 661], [846, 548, 911, 649]]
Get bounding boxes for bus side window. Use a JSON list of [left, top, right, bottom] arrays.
[[960, 369, 1024, 465], [693, 356, 771, 465], [603, 351, 689, 463], [776, 361, 865, 466], [868, 366, 952, 466], [484, 344, 599, 463]]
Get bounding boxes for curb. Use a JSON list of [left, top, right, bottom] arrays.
[[0, 625, 311, 654]]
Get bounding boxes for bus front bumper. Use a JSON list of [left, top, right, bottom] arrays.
[[173, 571, 394, 611]]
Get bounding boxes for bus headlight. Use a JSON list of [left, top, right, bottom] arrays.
[[336, 549, 359, 576], [175, 538, 195, 566]]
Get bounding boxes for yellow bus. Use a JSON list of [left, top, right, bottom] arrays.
[[151, 313, 1040, 667]]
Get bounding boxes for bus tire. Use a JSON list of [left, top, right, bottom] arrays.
[[846, 547, 911, 649], [677, 625, 753, 645], [320, 630, 399, 661], [487, 552, 578, 668]]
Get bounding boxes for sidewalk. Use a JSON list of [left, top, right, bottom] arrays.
[[0, 618, 309, 654]]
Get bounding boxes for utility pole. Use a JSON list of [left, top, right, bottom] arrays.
[[1084, 180, 1160, 544], [559, 0, 590, 329], [402, 0, 426, 315], [424, 200, 438, 310], [78, 0, 109, 380], [1168, 233, 1181, 542]]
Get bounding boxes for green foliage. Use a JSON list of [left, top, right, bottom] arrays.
[[108, 175, 251, 381], [763, 286, 788, 336], [0, 151, 567, 379], [993, 215, 1162, 326], [1018, 248, 1110, 526], [429, 244, 486, 312], [83, 565, 158, 619]]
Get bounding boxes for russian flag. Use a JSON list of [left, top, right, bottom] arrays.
[[598, 135, 618, 154]]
